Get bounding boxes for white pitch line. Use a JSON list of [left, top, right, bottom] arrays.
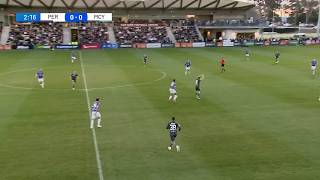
[[79, 51, 105, 180]]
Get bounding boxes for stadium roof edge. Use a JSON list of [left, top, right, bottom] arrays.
[[0, 0, 254, 10]]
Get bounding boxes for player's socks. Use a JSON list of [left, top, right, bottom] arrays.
[[169, 96, 172, 101], [90, 120, 94, 129], [97, 119, 102, 128], [176, 145, 180, 152], [173, 95, 178, 101]]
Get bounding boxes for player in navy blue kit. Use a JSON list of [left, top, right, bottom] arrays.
[[184, 59, 191, 75], [166, 117, 181, 152], [35, 68, 44, 88], [90, 98, 102, 129], [71, 71, 78, 90], [169, 79, 178, 102], [71, 51, 77, 63], [311, 58, 317, 76], [143, 55, 148, 66], [275, 51, 280, 64]]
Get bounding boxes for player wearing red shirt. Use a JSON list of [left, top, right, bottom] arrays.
[[220, 58, 226, 73]]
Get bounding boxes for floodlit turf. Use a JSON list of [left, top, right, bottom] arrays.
[[1, 46, 320, 180]]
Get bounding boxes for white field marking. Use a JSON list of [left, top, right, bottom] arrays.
[[79, 51, 104, 180], [0, 67, 167, 91]]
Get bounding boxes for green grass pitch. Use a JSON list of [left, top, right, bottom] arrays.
[[1, 46, 320, 180]]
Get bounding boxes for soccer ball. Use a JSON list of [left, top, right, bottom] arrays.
[[168, 147, 172, 151]]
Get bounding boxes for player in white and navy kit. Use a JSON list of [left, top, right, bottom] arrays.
[[71, 51, 77, 63], [169, 79, 178, 102], [184, 59, 191, 75], [90, 98, 102, 129], [311, 58, 317, 76], [35, 69, 44, 88]]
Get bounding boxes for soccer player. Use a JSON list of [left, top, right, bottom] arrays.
[[71, 51, 77, 63], [35, 68, 44, 88], [275, 51, 280, 64], [245, 48, 250, 60], [184, 59, 191, 75], [311, 58, 317, 76], [195, 75, 204, 100], [169, 79, 178, 102], [220, 57, 226, 73], [90, 98, 102, 129], [71, 71, 78, 90], [166, 117, 181, 152], [143, 54, 148, 66]]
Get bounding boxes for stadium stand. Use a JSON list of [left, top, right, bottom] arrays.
[[172, 26, 202, 43], [78, 22, 110, 44], [7, 22, 63, 46], [114, 21, 171, 44]]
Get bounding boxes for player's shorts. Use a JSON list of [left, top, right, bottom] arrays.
[[311, 66, 317, 71], [91, 111, 101, 120], [170, 132, 177, 141], [221, 64, 225, 67], [169, 88, 176, 94], [246, 54, 250, 57], [38, 78, 44, 83], [72, 79, 76, 83], [72, 57, 76, 60], [195, 87, 200, 91], [185, 66, 191, 71]]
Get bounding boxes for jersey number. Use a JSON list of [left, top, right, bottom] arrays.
[[170, 124, 177, 131]]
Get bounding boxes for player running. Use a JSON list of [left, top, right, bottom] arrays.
[[275, 51, 280, 64], [166, 117, 181, 152], [71, 71, 78, 90], [169, 79, 178, 102], [184, 59, 192, 75], [71, 51, 77, 63], [143, 54, 148, 66], [35, 68, 44, 88], [245, 48, 250, 60], [311, 58, 317, 76], [195, 75, 204, 100], [90, 98, 102, 129], [220, 57, 226, 73]]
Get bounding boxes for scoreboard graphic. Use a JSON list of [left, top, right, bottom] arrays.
[[16, 12, 112, 22]]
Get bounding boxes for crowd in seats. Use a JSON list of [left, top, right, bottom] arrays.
[[114, 24, 171, 44], [78, 22, 109, 44], [7, 22, 63, 46], [172, 26, 202, 43]]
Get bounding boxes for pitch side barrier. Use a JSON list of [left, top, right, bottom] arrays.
[[3, 39, 320, 51]]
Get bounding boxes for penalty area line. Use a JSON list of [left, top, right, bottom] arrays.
[[79, 51, 105, 180]]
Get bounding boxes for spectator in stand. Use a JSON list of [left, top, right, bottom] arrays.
[[78, 22, 109, 44], [114, 20, 171, 44], [172, 26, 202, 43], [7, 22, 63, 46]]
